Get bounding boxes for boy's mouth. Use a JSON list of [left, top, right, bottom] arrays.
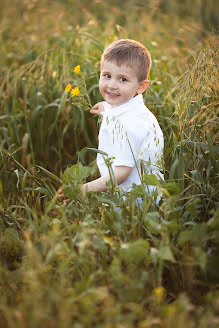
[[106, 91, 119, 97]]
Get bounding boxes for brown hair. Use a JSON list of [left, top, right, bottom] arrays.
[[101, 39, 152, 81]]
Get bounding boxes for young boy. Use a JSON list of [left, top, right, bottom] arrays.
[[59, 39, 164, 202]]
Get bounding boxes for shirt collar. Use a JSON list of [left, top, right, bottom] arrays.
[[103, 94, 144, 117]]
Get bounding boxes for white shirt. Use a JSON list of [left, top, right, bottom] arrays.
[[97, 94, 164, 191]]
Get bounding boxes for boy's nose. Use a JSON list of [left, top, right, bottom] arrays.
[[107, 79, 117, 89]]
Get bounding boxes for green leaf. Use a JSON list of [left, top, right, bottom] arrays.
[[178, 225, 208, 247], [158, 246, 175, 262], [207, 133, 217, 169], [161, 182, 180, 196], [178, 148, 185, 192], [63, 162, 91, 184], [37, 165, 62, 183], [109, 258, 121, 277], [131, 184, 146, 197], [169, 157, 179, 180], [143, 173, 160, 186], [161, 219, 179, 235], [183, 140, 219, 154], [62, 184, 81, 200], [81, 147, 108, 156], [167, 209, 181, 221], [120, 239, 149, 265], [178, 231, 193, 246], [144, 211, 160, 222], [34, 187, 50, 196], [143, 211, 161, 235]]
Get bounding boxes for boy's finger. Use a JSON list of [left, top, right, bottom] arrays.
[[58, 194, 65, 198], [92, 103, 99, 109], [90, 109, 103, 116], [57, 189, 66, 199], [90, 110, 101, 116]]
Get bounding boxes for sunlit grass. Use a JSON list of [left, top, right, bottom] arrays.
[[0, 1, 219, 327]]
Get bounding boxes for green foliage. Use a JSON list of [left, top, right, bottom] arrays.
[[120, 239, 150, 265], [0, 1, 218, 327], [63, 162, 91, 184], [62, 162, 91, 199]]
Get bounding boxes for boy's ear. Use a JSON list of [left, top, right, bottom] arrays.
[[137, 80, 150, 94]]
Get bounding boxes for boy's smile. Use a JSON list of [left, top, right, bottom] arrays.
[[99, 60, 146, 107]]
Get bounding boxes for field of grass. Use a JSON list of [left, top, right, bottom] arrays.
[[0, 0, 219, 327]]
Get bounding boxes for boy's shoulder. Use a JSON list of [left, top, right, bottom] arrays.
[[102, 96, 162, 134], [122, 102, 158, 126]]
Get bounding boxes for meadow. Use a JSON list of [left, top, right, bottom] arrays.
[[0, 0, 219, 327]]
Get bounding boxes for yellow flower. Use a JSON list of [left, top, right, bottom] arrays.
[[65, 83, 72, 92], [152, 286, 165, 303], [74, 87, 80, 96], [24, 232, 30, 241], [71, 86, 80, 97], [74, 65, 80, 73]]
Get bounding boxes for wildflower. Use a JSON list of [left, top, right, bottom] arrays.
[[71, 86, 80, 97], [152, 286, 165, 303], [24, 232, 30, 241], [74, 65, 80, 73], [65, 83, 72, 92], [24, 231, 32, 247]]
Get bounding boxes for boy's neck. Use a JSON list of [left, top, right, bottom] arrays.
[[108, 93, 142, 109]]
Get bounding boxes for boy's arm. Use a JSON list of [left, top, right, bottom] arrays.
[[58, 166, 132, 202], [81, 166, 132, 196]]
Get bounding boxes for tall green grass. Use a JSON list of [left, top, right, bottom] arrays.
[[0, 1, 219, 327]]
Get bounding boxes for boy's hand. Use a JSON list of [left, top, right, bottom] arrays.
[[58, 185, 86, 203], [90, 102, 105, 117], [57, 187, 70, 204]]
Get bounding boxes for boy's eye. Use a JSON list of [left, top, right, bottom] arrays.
[[120, 77, 127, 82], [103, 74, 111, 79]]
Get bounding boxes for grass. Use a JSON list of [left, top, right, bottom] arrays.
[[0, 1, 219, 327]]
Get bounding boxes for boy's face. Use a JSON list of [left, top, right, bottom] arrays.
[[99, 60, 145, 107]]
